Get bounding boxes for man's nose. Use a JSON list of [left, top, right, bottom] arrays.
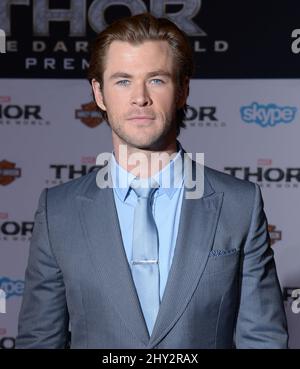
[[130, 83, 152, 106]]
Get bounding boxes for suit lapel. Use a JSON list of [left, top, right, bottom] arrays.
[[76, 160, 150, 345], [148, 157, 224, 347]]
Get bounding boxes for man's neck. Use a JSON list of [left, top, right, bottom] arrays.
[[113, 141, 178, 179]]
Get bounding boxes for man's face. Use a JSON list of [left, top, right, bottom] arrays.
[[92, 40, 187, 151]]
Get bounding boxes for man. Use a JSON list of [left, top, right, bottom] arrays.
[[16, 13, 288, 349]]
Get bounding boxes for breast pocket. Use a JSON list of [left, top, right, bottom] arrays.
[[204, 249, 240, 276]]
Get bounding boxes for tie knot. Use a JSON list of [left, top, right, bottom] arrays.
[[130, 177, 159, 199]]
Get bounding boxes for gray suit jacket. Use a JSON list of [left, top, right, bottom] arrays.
[[16, 154, 288, 349]]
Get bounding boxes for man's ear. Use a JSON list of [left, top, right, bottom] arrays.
[[92, 79, 106, 111], [177, 77, 190, 109]]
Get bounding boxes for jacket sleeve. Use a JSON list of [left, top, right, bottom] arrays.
[[235, 184, 289, 348], [16, 189, 69, 348]]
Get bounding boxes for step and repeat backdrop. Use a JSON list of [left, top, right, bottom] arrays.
[[0, 0, 300, 349]]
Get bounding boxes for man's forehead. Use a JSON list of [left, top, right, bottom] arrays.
[[107, 39, 171, 52], [104, 40, 174, 75]]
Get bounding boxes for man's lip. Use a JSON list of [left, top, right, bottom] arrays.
[[127, 116, 155, 120]]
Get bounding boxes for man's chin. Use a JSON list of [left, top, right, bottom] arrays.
[[118, 134, 162, 150], [127, 142, 158, 151], [114, 126, 175, 151], [127, 137, 168, 151]]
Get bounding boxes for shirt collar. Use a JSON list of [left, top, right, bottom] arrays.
[[110, 140, 184, 202]]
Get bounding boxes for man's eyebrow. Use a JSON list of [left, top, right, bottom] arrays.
[[109, 70, 173, 80], [146, 70, 173, 78], [109, 72, 132, 80]]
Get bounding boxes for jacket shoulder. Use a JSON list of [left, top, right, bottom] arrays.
[[205, 165, 256, 193], [204, 166, 259, 212], [46, 169, 99, 204]]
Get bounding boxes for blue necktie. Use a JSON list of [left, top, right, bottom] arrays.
[[130, 177, 160, 335]]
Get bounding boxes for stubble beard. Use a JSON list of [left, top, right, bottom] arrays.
[[109, 111, 177, 152]]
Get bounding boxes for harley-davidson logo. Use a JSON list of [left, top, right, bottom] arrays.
[[0, 160, 21, 186], [268, 224, 282, 246], [75, 101, 103, 128]]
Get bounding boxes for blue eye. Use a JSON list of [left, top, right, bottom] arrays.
[[116, 80, 130, 86], [150, 79, 164, 85]]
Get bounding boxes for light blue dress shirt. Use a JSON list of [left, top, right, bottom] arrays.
[[110, 141, 184, 302]]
